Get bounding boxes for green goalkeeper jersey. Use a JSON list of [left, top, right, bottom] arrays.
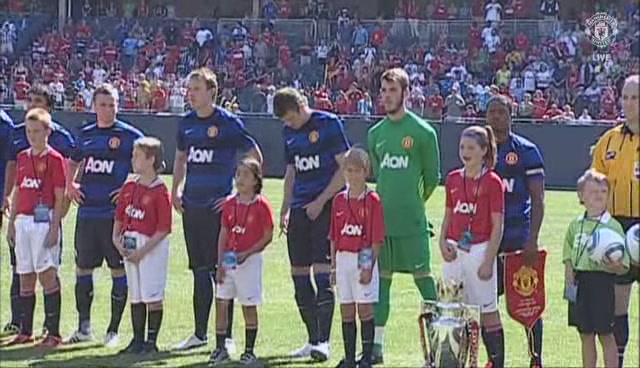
[[367, 111, 440, 237]]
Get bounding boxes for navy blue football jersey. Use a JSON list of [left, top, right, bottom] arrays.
[[495, 133, 545, 250], [0, 109, 14, 201], [71, 120, 144, 218], [283, 110, 350, 208], [176, 107, 258, 208], [9, 120, 78, 160]]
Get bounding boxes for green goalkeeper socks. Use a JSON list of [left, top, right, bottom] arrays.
[[374, 277, 392, 327], [414, 276, 437, 301]]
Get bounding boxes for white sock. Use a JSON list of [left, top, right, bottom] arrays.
[[374, 327, 385, 346]]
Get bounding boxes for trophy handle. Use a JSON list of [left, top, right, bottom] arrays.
[[467, 319, 480, 368], [418, 312, 434, 367]]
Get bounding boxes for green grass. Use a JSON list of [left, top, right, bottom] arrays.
[[0, 178, 638, 367]]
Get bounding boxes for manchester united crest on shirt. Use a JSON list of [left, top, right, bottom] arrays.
[[109, 137, 120, 149]]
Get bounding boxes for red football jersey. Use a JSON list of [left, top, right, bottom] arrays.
[[329, 190, 385, 253], [445, 169, 504, 245], [15, 147, 66, 216], [221, 195, 274, 253], [115, 179, 172, 237]]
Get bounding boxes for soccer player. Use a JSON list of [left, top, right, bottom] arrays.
[[329, 147, 385, 368], [367, 68, 440, 364], [65, 84, 145, 347], [274, 87, 349, 361], [0, 108, 15, 336], [439, 125, 505, 368], [591, 75, 640, 368], [209, 158, 274, 366], [486, 95, 546, 368], [563, 169, 629, 368], [5, 108, 66, 347], [172, 67, 262, 352], [114, 137, 171, 355], [2, 85, 78, 338]]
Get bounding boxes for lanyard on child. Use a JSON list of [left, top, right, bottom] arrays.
[[346, 188, 371, 249], [462, 166, 485, 233], [573, 211, 605, 266], [230, 196, 254, 251], [29, 151, 49, 202]]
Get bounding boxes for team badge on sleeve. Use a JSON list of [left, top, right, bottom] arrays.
[[308, 130, 319, 143], [402, 136, 413, 149], [109, 137, 120, 149], [505, 152, 518, 165], [207, 126, 218, 138]]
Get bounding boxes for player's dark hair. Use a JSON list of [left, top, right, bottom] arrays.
[[461, 125, 497, 169], [239, 157, 263, 194], [381, 68, 410, 91], [134, 137, 166, 173], [487, 95, 513, 116], [92, 83, 119, 103], [273, 87, 306, 118], [29, 84, 55, 109]]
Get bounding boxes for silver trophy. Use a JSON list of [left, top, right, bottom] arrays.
[[418, 279, 481, 368]]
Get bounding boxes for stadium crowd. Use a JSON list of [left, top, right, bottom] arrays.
[[0, 0, 638, 123]]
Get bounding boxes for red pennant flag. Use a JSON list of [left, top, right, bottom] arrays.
[[503, 249, 547, 329]]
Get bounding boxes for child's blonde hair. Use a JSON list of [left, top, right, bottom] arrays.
[[576, 169, 609, 205], [343, 147, 370, 172]]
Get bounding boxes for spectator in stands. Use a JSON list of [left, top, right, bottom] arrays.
[[0, 21, 16, 56], [445, 86, 465, 119]]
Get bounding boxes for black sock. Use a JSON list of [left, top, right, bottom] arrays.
[[226, 300, 234, 339], [482, 327, 505, 368], [131, 303, 146, 342], [216, 332, 226, 349], [245, 327, 257, 354], [193, 270, 213, 340], [147, 308, 163, 344], [19, 293, 35, 336], [341, 321, 357, 364], [43, 287, 61, 337], [360, 318, 375, 362], [292, 275, 318, 344], [527, 319, 543, 366], [315, 273, 335, 342], [75, 275, 94, 333], [614, 314, 629, 368], [107, 275, 128, 334], [9, 272, 20, 326]]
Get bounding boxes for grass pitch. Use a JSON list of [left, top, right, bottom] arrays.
[[0, 178, 638, 367]]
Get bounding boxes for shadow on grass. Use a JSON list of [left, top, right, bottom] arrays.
[[25, 349, 206, 368], [0, 343, 99, 362], [176, 354, 321, 368]]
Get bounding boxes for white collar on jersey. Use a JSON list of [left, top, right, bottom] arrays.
[[345, 185, 370, 200], [579, 211, 612, 224], [134, 175, 163, 188], [27, 145, 52, 157], [234, 193, 260, 205]]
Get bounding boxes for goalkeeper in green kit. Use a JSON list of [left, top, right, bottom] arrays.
[[367, 68, 440, 365]]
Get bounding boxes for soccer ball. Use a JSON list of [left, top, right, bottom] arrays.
[[626, 224, 640, 264], [588, 227, 626, 264]]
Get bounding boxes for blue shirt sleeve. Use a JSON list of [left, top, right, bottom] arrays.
[[0, 114, 14, 162], [176, 120, 186, 152], [7, 126, 21, 161], [522, 144, 545, 180], [327, 116, 350, 156], [54, 127, 79, 159], [229, 114, 258, 152], [70, 128, 85, 163]]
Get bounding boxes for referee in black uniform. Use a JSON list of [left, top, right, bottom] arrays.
[[590, 74, 639, 368]]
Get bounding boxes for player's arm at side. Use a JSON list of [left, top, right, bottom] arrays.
[[369, 192, 386, 264], [562, 222, 576, 284], [484, 174, 505, 262], [231, 114, 263, 165], [57, 127, 80, 217], [418, 124, 441, 202], [314, 116, 350, 205], [590, 132, 610, 175], [172, 123, 188, 211], [112, 184, 128, 249], [367, 128, 380, 178], [66, 131, 86, 202], [50, 155, 68, 233], [328, 196, 340, 272], [524, 145, 546, 246], [217, 204, 230, 272], [2, 129, 17, 210]]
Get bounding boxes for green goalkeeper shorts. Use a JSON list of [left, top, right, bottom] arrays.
[[378, 233, 431, 274]]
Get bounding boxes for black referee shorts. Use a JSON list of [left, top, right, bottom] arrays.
[[568, 271, 615, 335], [613, 216, 640, 285], [182, 206, 221, 271], [75, 218, 121, 270], [286, 202, 332, 267]]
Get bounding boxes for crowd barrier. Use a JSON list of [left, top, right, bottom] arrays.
[[4, 110, 609, 189]]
